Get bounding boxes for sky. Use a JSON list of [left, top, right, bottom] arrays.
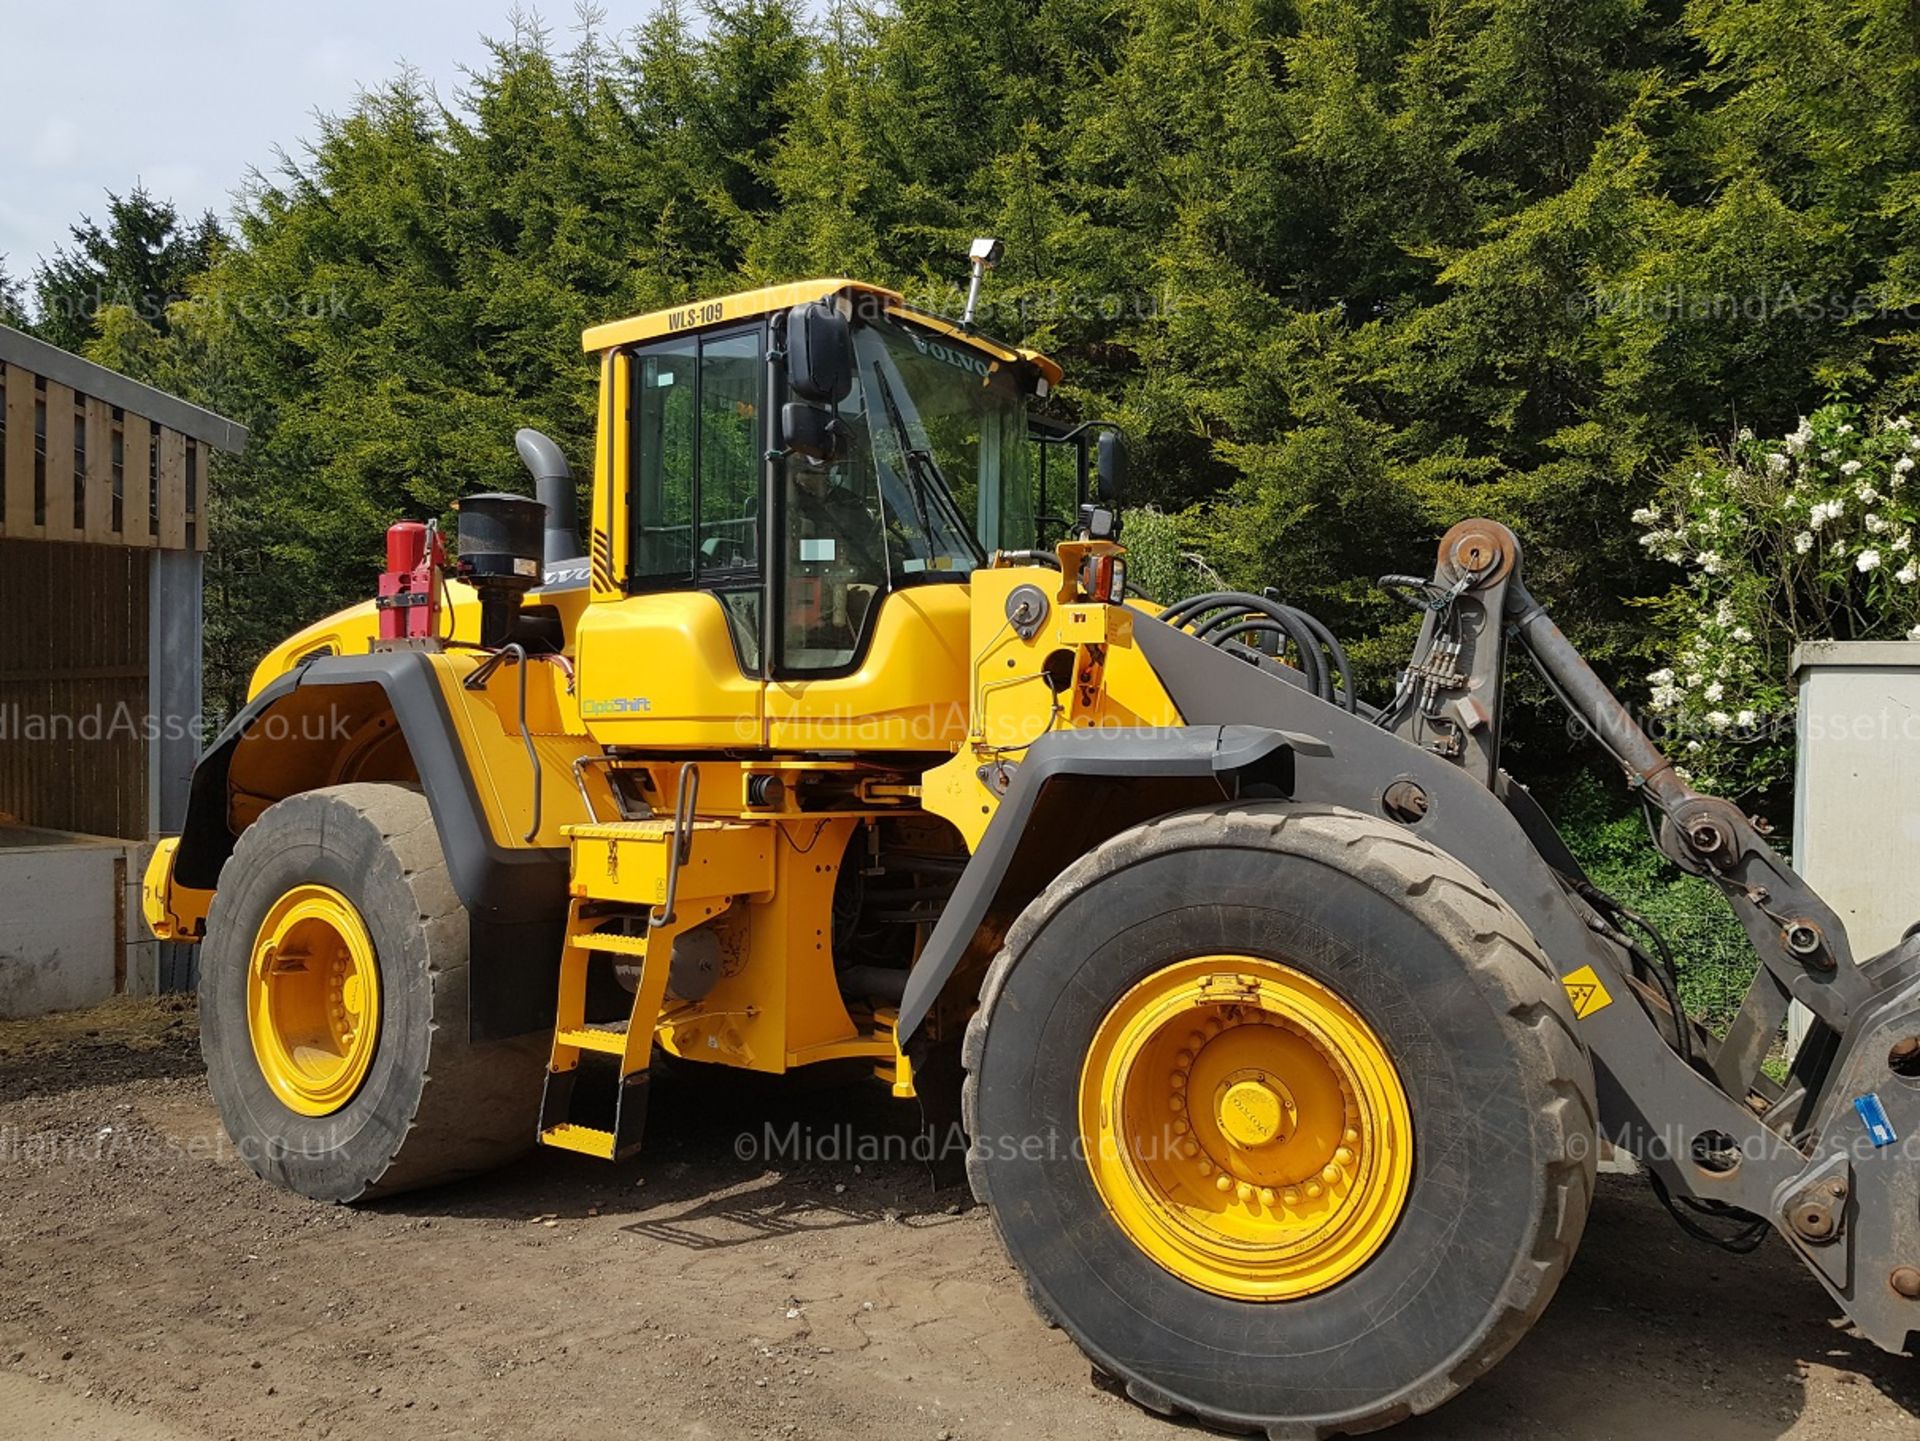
[[0, 1, 553, 279]]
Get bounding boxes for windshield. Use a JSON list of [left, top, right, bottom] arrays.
[[851, 323, 986, 578], [779, 314, 1030, 671], [857, 318, 1033, 561]]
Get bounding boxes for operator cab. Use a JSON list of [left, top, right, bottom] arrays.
[[611, 282, 1061, 675], [574, 280, 1071, 747]]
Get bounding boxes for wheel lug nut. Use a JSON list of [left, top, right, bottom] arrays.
[[1169, 1073, 1186, 1091], [1215, 1174, 1233, 1193], [1322, 1163, 1341, 1185], [1236, 1182, 1253, 1202], [1180, 1138, 1199, 1157], [1168, 1094, 1184, 1112], [1334, 1147, 1355, 1167], [1259, 1188, 1277, 1207], [1282, 1186, 1300, 1205]]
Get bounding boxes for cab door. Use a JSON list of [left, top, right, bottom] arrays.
[[575, 324, 770, 748]]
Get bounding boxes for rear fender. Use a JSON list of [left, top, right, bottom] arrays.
[[164, 651, 572, 1039]]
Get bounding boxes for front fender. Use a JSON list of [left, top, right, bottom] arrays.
[[897, 724, 1298, 1041]]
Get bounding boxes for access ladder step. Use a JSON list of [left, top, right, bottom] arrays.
[[565, 818, 773, 909], [573, 931, 652, 957], [537, 1067, 649, 1162], [539, 1123, 619, 1160], [555, 1023, 630, 1057]]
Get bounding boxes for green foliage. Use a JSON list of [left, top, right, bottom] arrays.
[[0, 260, 25, 329], [1553, 774, 1758, 1027], [30, 186, 223, 353], [1119, 506, 1215, 605], [1639, 403, 1920, 800], [25, 0, 1920, 742]]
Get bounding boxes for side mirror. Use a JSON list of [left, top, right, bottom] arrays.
[[786, 302, 853, 405], [782, 401, 849, 465], [1094, 429, 1126, 505]]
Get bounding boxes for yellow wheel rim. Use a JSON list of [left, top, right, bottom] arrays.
[[1079, 955, 1413, 1301], [246, 884, 381, 1117]]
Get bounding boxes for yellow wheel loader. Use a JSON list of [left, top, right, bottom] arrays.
[[144, 266, 1920, 1435]]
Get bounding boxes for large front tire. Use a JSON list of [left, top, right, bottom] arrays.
[[199, 783, 544, 1202], [963, 803, 1595, 1437]]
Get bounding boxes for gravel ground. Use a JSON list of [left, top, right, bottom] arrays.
[[0, 996, 1916, 1441]]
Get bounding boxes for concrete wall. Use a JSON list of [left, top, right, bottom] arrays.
[[0, 833, 150, 1018], [1793, 641, 1920, 960]]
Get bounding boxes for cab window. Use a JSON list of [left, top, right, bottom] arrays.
[[630, 337, 697, 581], [628, 325, 766, 669], [698, 331, 762, 576]]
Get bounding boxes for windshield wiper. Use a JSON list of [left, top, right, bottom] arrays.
[[870, 364, 940, 541], [862, 342, 987, 565]]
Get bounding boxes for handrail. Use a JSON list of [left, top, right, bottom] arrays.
[[652, 762, 700, 929]]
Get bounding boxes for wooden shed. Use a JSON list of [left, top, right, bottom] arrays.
[[0, 323, 246, 1015]]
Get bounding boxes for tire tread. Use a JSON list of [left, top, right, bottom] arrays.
[[961, 801, 1595, 1438], [202, 783, 542, 1202]]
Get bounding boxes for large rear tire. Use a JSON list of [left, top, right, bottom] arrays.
[[962, 803, 1595, 1437], [199, 783, 545, 1202]]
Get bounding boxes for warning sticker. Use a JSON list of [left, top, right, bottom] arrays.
[[1561, 965, 1614, 1020]]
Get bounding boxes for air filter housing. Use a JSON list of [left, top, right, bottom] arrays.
[[455, 492, 546, 647]]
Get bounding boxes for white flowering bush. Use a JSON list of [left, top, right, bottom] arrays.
[[1637, 404, 1920, 797]]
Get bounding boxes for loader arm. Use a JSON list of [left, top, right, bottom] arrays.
[[1276, 519, 1920, 1351]]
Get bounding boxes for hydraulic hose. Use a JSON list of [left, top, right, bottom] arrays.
[[1280, 604, 1356, 712], [1195, 611, 1326, 697], [1157, 590, 1356, 711]]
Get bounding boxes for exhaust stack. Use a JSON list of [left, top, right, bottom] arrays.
[[514, 428, 583, 568]]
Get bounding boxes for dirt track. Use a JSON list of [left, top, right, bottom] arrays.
[[1, 997, 1916, 1441]]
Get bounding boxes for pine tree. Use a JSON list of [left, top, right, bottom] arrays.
[[0, 260, 26, 329], [31, 186, 224, 352], [51, 0, 1920, 750]]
